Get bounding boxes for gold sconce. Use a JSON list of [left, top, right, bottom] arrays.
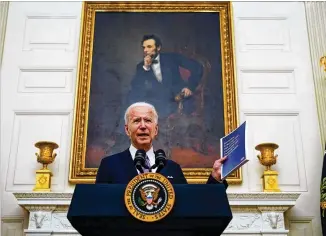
[[255, 143, 281, 192], [320, 56, 326, 72], [33, 141, 59, 192]]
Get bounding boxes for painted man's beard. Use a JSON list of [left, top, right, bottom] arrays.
[[151, 50, 159, 59], [144, 48, 159, 59]]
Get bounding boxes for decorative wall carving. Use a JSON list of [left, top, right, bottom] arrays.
[[29, 211, 51, 229], [226, 213, 262, 230], [264, 212, 283, 229], [52, 213, 74, 230]]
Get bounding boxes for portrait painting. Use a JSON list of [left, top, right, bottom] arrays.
[[69, 2, 240, 184]]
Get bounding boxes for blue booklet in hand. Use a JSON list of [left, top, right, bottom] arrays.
[[220, 121, 249, 180]]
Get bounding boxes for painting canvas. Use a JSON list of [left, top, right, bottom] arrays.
[[69, 2, 240, 184]]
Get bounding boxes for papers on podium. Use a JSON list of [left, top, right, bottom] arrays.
[[220, 121, 248, 180]]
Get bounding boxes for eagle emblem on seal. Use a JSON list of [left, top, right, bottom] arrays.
[[138, 184, 162, 210]]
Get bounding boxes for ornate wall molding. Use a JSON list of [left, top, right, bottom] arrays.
[[13, 192, 72, 199], [228, 192, 300, 201], [25, 206, 56, 212], [13, 191, 300, 236], [305, 2, 326, 146]]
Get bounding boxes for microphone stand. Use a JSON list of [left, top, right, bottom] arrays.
[[149, 163, 164, 173], [156, 163, 164, 173], [149, 164, 155, 173], [135, 163, 144, 174]]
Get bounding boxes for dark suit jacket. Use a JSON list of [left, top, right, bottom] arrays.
[[126, 52, 203, 118], [95, 149, 228, 189]]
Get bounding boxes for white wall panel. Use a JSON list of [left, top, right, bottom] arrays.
[[18, 68, 74, 93], [5, 112, 70, 191], [243, 111, 307, 192], [233, 2, 322, 234], [1, 217, 24, 236], [288, 217, 314, 236], [23, 16, 77, 51], [240, 68, 296, 94], [237, 17, 290, 52], [1, 1, 82, 217]]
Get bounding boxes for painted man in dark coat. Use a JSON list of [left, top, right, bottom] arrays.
[[126, 34, 203, 119]]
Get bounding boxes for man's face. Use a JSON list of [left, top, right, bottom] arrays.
[[143, 39, 161, 58], [125, 106, 158, 151]]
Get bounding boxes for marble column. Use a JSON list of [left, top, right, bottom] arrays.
[[305, 2, 326, 147], [0, 3, 9, 233], [0, 1, 9, 67]]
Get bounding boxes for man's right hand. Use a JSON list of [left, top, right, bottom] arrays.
[[144, 55, 152, 70]]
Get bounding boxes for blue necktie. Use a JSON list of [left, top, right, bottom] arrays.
[[143, 155, 151, 173]]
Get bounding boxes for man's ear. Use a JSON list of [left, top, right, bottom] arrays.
[[125, 125, 130, 137], [157, 46, 161, 52], [154, 124, 158, 136]]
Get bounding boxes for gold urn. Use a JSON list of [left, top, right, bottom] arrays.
[[255, 143, 281, 192], [33, 141, 59, 192]]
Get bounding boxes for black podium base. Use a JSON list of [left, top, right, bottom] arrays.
[[73, 216, 228, 236]]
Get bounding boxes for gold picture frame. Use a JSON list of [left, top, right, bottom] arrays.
[[69, 1, 240, 184]]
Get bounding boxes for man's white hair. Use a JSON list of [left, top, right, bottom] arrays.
[[124, 102, 159, 125]]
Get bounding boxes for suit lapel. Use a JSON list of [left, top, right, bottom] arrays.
[[121, 149, 138, 180]]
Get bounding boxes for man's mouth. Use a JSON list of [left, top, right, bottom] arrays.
[[137, 133, 149, 137]]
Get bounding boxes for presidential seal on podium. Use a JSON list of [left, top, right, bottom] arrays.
[[124, 172, 175, 222]]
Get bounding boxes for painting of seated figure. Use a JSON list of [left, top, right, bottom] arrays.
[[69, 2, 240, 184]]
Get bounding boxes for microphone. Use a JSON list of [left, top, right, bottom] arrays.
[[152, 149, 167, 172], [134, 149, 147, 173]]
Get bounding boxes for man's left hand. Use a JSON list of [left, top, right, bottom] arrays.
[[181, 87, 192, 97], [211, 156, 228, 182]]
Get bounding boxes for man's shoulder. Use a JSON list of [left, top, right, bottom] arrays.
[[160, 52, 180, 59], [165, 159, 182, 168], [100, 149, 129, 164], [136, 61, 143, 68], [160, 52, 190, 65]]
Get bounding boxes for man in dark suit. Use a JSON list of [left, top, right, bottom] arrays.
[[126, 34, 203, 119], [96, 102, 228, 187]]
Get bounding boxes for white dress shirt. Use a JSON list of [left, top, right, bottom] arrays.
[[129, 144, 157, 173], [143, 54, 163, 82]]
